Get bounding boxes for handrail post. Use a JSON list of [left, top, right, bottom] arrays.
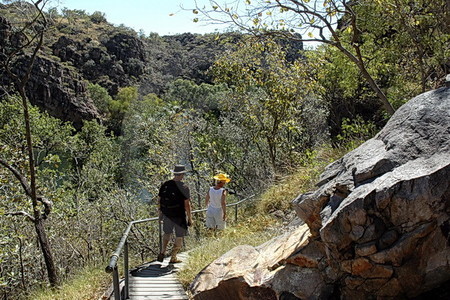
[[124, 241, 129, 299], [112, 266, 121, 300], [159, 220, 162, 255]]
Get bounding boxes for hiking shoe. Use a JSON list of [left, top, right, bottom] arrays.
[[169, 257, 182, 263], [157, 253, 164, 262]]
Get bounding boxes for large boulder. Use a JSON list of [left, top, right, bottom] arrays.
[[190, 224, 334, 300], [190, 87, 450, 299], [294, 86, 450, 299]]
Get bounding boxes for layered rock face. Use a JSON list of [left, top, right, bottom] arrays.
[[51, 33, 147, 94], [0, 16, 100, 129], [190, 87, 450, 299]]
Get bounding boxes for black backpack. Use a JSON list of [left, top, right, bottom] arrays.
[[159, 181, 184, 216]]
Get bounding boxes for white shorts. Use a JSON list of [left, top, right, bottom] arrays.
[[206, 206, 225, 230]]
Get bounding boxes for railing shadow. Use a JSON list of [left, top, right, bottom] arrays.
[[130, 264, 175, 278]]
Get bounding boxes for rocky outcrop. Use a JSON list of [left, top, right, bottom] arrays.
[[190, 224, 322, 300], [2, 6, 306, 127], [24, 56, 100, 128], [51, 33, 146, 95], [141, 33, 304, 95], [0, 16, 99, 129], [190, 87, 450, 299]]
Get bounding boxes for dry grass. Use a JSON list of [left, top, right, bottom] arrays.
[[26, 265, 111, 300], [257, 145, 345, 215]]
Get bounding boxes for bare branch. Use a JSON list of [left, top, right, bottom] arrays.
[[6, 210, 35, 222], [0, 157, 52, 217], [22, 0, 48, 86], [0, 157, 32, 197], [37, 195, 53, 218], [194, 0, 395, 115]]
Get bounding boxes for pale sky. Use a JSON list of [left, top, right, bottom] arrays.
[[52, 0, 227, 36]]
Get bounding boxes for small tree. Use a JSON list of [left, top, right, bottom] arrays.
[[90, 11, 107, 24], [0, 0, 59, 286], [108, 86, 139, 135]]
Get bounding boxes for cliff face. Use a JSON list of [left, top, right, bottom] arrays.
[[0, 17, 99, 128], [1, 5, 304, 130], [50, 32, 147, 95], [15, 55, 100, 128], [190, 87, 450, 299], [0, 14, 216, 127], [0, 15, 100, 128]]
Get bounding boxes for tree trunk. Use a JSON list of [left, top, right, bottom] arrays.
[[19, 85, 59, 287], [358, 63, 396, 115], [34, 218, 59, 286], [2, 0, 59, 288], [335, 43, 396, 115], [187, 136, 202, 207]]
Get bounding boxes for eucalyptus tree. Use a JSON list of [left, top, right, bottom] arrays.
[[210, 37, 323, 174], [164, 79, 234, 205], [108, 86, 139, 135], [0, 97, 128, 296], [87, 83, 113, 117], [365, 0, 450, 94], [120, 93, 180, 201], [0, 96, 75, 291], [194, 0, 400, 114], [0, 0, 59, 286]]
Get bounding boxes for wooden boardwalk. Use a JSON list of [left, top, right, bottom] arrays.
[[124, 252, 189, 300]]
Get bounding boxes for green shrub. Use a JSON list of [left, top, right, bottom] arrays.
[[90, 11, 106, 24], [336, 116, 377, 151]]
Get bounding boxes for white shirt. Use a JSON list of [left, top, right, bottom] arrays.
[[208, 187, 224, 208]]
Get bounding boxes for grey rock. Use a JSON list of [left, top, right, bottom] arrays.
[[0, 17, 100, 128], [296, 87, 450, 298]]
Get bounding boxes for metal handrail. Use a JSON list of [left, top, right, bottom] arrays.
[[104, 217, 160, 300], [105, 194, 255, 300], [191, 194, 255, 220]]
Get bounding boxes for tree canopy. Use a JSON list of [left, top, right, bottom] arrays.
[[194, 0, 450, 114]]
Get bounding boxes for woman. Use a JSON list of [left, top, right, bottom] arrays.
[[205, 173, 231, 230]]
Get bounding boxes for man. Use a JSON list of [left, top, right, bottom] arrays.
[[157, 164, 192, 263]]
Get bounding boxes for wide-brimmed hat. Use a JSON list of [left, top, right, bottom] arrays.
[[213, 173, 231, 183], [172, 164, 187, 174]]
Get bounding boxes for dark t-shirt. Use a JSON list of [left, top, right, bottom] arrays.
[[158, 180, 190, 217]]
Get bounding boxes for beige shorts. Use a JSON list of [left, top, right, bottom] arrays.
[[206, 206, 225, 229]]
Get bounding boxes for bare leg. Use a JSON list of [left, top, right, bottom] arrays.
[[158, 233, 172, 262], [170, 237, 183, 263], [161, 233, 171, 254]]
